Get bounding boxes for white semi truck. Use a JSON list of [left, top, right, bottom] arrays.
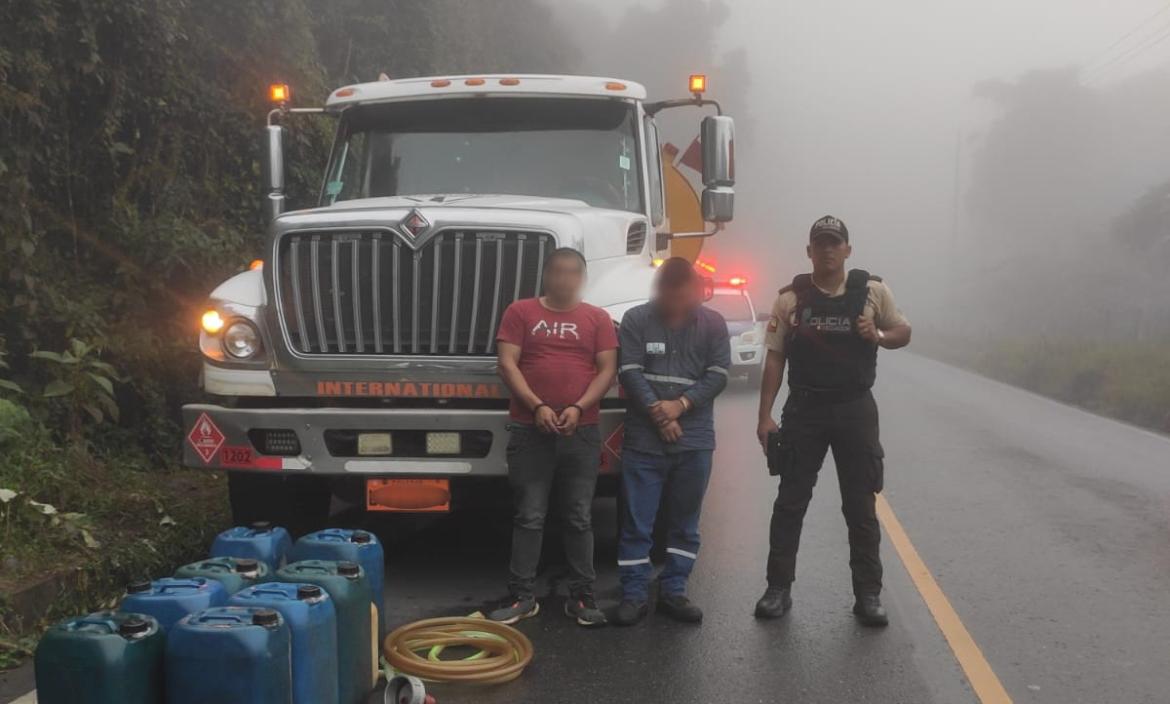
[[183, 73, 735, 530]]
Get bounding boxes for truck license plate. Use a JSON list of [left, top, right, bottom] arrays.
[[357, 433, 393, 456], [367, 479, 451, 513]]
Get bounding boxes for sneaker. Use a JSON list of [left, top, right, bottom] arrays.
[[852, 594, 888, 627], [487, 595, 540, 624], [657, 594, 703, 623], [613, 599, 649, 626], [754, 586, 793, 619], [564, 591, 607, 627]]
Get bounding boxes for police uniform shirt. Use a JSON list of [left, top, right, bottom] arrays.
[[764, 278, 908, 356]]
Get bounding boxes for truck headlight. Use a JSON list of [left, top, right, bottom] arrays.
[[223, 320, 262, 359]]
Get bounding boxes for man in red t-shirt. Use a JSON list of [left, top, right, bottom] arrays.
[[487, 247, 618, 628]]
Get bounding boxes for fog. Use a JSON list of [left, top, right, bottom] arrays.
[[554, 0, 1170, 340]]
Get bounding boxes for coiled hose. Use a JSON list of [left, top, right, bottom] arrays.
[[382, 616, 534, 685]]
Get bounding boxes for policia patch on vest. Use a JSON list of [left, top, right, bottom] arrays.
[[782, 269, 881, 394]]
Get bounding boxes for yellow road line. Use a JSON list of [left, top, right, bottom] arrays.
[[876, 493, 1013, 704]]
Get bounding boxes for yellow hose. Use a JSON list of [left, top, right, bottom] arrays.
[[382, 617, 534, 685]]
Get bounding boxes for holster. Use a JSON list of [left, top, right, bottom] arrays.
[[766, 429, 795, 478]]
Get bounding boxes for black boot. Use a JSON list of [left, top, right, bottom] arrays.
[[657, 594, 703, 623], [852, 594, 888, 627], [613, 600, 648, 626], [754, 586, 792, 619]]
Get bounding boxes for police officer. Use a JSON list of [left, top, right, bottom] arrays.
[[753, 215, 911, 626]]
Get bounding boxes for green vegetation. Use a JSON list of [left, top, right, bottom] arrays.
[[922, 335, 1170, 434], [0, 0, 746, 661], [0, 0, 578, 652]]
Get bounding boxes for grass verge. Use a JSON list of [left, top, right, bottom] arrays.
[[0, 402, 228, 668], [916, 332, 1170, 435]]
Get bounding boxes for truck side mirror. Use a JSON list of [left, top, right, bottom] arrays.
[[262, 125, 286, 221], [700, 115, 735, 223]]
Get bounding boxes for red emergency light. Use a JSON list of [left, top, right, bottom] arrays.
[[694, 259, 716, 274], [727, 276, 748, 287]]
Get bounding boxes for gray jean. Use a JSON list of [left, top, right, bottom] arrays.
[[506, 423, 601, 598]]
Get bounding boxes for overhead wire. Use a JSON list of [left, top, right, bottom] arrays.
[[1086, 21, 1170, 82], [1085, 1, 1170, 68], [1084, 2, 1170, 82]]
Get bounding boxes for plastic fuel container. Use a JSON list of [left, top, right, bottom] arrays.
[[276, 560, 375, 704], [174, 556, 269, 594], [166, 606, 292, 704], [229, 582, 339, 704], [118, 577, 227, 631], [290, 529, 385, 634], [212, 522, 293, 572], [34, 611, 164, 704]]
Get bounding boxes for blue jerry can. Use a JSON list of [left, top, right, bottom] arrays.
[[290, 529, 385, 634], [166, 606, 292, 704], [174, 556, 269, 594], [118, 578, 227, 632], [212, 522, 293, 572], [275, 561, 376, 704], [229, 583, 339, 704], [35, 612, 164, 704]]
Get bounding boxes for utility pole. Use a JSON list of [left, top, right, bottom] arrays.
[[950, 130, 961, 262]]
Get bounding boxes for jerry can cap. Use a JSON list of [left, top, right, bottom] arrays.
[[351, 531, 372, 544], [337, 560, 361, 577], [118, 616, 151, 638], [297, 584, 323, 600], [250, 521, 273, 532], [234, 558, 260, 573], [252, 608, 280, 627]]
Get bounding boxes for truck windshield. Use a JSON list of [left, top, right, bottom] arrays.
[[323, 97, 643, 213]]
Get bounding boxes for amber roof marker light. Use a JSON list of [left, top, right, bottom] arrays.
[[269, 83, 290, 105], [689, 74, 707, 98]]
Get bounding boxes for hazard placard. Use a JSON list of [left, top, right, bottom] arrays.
[[187, 412, 225, 464], [603, 422, 625, 460]]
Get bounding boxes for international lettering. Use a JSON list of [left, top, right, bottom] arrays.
[[315, 380, 503, 398]]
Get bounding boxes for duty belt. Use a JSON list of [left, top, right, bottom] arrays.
[[788, 385, 869, 404]]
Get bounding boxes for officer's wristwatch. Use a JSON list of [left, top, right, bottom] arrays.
[[877, 329, 886, 345]]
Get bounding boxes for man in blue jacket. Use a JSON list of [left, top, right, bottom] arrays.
[[614, 257, 731, 625]]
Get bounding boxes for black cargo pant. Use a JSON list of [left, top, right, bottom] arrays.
[[506, 423, 601, 598], [766, 389, 885, 596]]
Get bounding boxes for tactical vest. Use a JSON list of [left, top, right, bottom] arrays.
[[784, 269, 878, 392]]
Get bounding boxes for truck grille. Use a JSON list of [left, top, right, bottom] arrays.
[[277, 229, 552, 355]]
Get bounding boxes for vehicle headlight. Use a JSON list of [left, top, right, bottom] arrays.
[[741, 330, 761, 344], [223, 321, 262, 359]]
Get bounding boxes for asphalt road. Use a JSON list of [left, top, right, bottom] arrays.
[[5, 353, 1170, 703]]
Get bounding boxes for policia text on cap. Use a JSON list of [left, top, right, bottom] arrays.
[[753, 215, 912, 627]]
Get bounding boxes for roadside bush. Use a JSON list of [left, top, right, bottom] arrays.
[[922, 333, 1170, 434], [0, 397, 33, 447]]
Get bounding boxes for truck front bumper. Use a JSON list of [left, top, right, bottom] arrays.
[[182, 404, 625, 476]]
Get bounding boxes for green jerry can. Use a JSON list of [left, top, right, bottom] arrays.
[[34, 611, 164, 704], [174, 555, 269, 594], [276, 560, 376, 704]]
